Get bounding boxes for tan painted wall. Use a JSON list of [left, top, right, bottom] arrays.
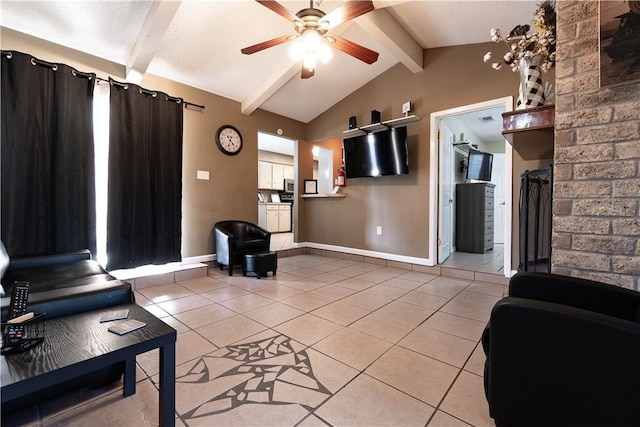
[[1, 27, 306, 259], [304, 43, 555, 264], [297, 137, 343, 243], [3, 26, 562, 267]]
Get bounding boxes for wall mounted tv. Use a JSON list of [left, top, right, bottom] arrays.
[[466, 149, 493, 182], [343, 126, 409, 178]]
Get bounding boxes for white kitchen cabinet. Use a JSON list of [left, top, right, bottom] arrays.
[[283, 165, 294, 180], [278, 204, 291, 232], [258, 203, 280, 232], [258, 161, 292, 190], [266, 209, 279, 232], [258, 203, 291, 233], [258, 161, 272, 189], [271, 164, 285, 190]]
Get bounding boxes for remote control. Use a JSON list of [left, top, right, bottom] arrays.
[[8, 282, 30, 320], [3, 282, 30, 348]]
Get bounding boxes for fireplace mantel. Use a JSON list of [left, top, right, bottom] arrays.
[[502, 104, 555, 160]]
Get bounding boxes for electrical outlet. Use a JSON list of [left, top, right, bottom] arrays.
[[402, 101, 411, 115], [197, 170, 210, 180], [376, 226, 382, 235]]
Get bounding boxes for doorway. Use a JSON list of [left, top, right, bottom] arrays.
[[428, 97, 514, 277], [258, 132, 297, 251]]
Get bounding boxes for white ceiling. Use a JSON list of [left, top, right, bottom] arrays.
[[0, 0, 538, 126], [449, 105, 506, 142]]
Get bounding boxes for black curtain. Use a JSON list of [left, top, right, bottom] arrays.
[[106, 79, 183, 270], [1, 51, 96, 257]]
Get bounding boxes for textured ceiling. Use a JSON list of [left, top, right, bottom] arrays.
[[0, 0, 538, 125]]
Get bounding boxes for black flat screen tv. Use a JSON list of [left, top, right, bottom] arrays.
[[466, 149, 493, 181], [343, 126, 409, 178]]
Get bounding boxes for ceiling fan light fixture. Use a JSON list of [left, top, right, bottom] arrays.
[[289, 39, 305, 61], [317, 42, 333, 64], [303, 52, 318, 70], [302, 29, 322, 50], [244, 0, 378, 79]]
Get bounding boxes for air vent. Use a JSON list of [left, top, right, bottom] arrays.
[[479, 116, 495, 123]]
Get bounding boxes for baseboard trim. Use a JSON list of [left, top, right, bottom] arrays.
[[183, 254, 215, 264], [184, 244, 434, 267], [297, 242, 434, 267]]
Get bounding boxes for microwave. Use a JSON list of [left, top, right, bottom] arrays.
[[283, 179, 294, 193]]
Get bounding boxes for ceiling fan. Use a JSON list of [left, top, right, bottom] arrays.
[[241, 0, 379, 79]]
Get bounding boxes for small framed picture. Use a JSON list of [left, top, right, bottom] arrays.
[[304, 179, 318, 194]]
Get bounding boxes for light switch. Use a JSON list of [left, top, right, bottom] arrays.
[[197, 170, 210, 180]]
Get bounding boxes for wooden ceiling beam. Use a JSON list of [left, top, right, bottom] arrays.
[[357, 8, 423, 73], [126, 0, 181, 83]]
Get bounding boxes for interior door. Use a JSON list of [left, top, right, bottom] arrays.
[[438, 121, 453, 263]]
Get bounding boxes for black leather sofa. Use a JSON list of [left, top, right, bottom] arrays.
[[482, 272, 640, 427], [1, 244, 134, 322], [214, 220, 271, 276], [0, 241, 135, 413]]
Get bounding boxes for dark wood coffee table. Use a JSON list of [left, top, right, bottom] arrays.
[[1, 303, 176, 426]]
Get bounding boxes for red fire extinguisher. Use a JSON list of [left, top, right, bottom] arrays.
[[337, 166, 346, 187]]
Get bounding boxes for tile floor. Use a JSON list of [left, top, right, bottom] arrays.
[[3, 254, 505, 427], [271, 233, 506, 278], [440, 245, 505, 276]]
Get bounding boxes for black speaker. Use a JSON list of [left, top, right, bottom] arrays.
[[371, 109, 381, 124], [348, 116, 357, 129]]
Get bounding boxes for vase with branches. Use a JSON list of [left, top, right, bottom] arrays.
[[484, 1, 556, 109]]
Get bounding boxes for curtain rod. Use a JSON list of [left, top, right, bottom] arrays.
[[96, 76, 205, 110], [2, 51, 206, 111]]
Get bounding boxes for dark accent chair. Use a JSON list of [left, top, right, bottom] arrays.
[[482, 272, 640, 427], [214, 221, 271, 276]]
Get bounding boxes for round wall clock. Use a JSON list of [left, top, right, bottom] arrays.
[[215, 125, 243, 156]]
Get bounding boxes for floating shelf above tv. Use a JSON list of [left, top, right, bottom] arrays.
[[453, 141, 478, 152], [343, 114, 420, 136]]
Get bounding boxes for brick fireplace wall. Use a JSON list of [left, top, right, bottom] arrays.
[[553, 0, 640, 289]]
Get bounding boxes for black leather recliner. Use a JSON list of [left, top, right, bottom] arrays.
[[482, 272, 640, 427], [214, 221, 271, 276]]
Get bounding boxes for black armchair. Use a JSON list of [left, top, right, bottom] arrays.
[[483, 272, 640, 427], [214, 221, 271, 275]]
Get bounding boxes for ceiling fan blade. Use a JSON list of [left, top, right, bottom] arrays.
[[301, 66, 315, 79], [241, 35, 295, 55], [330, 35, 379, 64], [255, 0, 302, 23], [322, 0, 375, 29]]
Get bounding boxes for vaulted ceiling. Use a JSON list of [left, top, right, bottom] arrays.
[[0, 0, 538, 124]]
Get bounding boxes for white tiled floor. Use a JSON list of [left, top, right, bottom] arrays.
[[3, 254, 505, 427], [272, 234, 505, 277], [441, 245, 505, 275]]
